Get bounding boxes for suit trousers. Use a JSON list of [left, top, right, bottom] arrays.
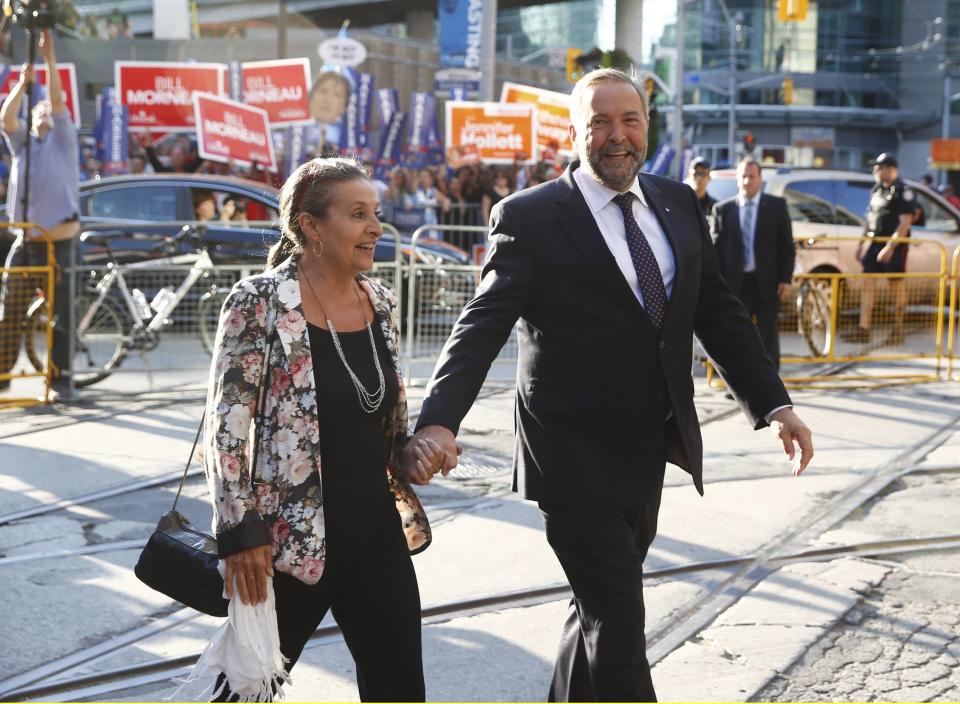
[[539, 465, 666, 702], [214, 503, 425, 702], [739, 272, 780, 368]]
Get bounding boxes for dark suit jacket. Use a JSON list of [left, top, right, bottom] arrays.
[[416, 163, 791, 506], [712, 193, 795, 300]]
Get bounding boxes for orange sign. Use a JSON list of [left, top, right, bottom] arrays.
[[931, 138, 960, 170], [445, 101, 537, 165], [500, 82, 572, 157]]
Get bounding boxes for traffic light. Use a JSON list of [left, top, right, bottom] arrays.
[[778, 0, 809, 21], [566, 48, 583, 83], [781, 78, 794, 105], [743, 133, 756, 154]]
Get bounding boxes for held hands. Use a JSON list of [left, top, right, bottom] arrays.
[[769, 407, 814, 476], [224, 544, 273, 606], [402, 425, 462, 485]]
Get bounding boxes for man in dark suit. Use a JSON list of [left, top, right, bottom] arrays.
[[711, 157, 795, 367], [404, 69, 813, 702]]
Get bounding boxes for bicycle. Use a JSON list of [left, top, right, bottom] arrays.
[[796, 277, 832, 357], [24, 224, 229, 387]]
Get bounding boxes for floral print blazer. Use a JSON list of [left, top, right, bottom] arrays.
[[203, 256, 431, 585]]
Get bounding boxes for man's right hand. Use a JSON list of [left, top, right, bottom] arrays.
[[20, 64, 35, 85], [403, 425, 461, 485]]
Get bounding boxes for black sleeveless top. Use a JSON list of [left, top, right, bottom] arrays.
[[308, 317, 400, 517]]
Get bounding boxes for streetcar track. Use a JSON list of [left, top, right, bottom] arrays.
[[6, 532, 960, 702]]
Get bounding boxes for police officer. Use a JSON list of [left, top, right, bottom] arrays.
[[845, 152, 913, 344]]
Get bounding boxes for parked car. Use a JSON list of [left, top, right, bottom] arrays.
[[707, 167, 960, 278], [2, 173, 475, 319]]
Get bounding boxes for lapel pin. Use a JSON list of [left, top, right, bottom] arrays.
[[665, 207, 670, 213]]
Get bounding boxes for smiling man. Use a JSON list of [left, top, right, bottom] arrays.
[[408, 69, 814, 701]]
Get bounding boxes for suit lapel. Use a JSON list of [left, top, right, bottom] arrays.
[[553, 165, 654, 328]]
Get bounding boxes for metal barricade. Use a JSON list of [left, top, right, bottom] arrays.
[[948, 244, 960, 381], [708, 236, 957, 389], [404, 223, 512, 385], [0, 224, 56, 406]]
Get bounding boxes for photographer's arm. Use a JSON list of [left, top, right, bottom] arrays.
[[39, 31, 65, 116], [0, 65, 32, 135]]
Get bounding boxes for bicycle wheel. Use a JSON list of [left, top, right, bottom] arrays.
[[197, 287, 229, 354], [797, 281, 832, 357], [24, 297, 49, 373], [73, 291, 127, 387]]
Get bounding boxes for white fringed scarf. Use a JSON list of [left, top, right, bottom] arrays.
[[172, 562, 290, 702]]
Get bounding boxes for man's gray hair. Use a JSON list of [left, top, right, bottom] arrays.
[[569, 68, 650, 127]]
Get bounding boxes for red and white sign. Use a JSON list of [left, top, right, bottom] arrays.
[[1, 64, 81, 127], [241, 58, 312, 127], [117, 61, 225, 132], [193, 93, 276, 172]]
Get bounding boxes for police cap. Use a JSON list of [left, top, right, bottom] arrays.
[[871, 152, 898, 168]]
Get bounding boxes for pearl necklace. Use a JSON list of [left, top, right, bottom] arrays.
[[301, 269, 385, 414]]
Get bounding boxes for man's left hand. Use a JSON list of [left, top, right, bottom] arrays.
[[769, 407, 814, 475], [877, 245, 895, 264], [777, 282, 790, 300]]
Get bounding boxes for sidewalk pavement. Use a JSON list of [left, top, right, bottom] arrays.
[[1, 368, 959, 701]]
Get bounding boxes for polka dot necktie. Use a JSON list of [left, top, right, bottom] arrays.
[[613, 192, 668, 330]]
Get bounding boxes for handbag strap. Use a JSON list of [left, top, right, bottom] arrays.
[[171, 332, 276, 513]]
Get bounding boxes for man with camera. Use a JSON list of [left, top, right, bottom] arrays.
[[0, 29, 80, 396]]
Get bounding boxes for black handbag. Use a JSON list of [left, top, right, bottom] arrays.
[[135, 336, 274, 617]]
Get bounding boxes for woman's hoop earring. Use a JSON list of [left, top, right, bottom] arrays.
[[311, 239, 324, 258]]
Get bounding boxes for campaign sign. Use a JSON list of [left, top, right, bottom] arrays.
[[445, 101, 537, 165], [241, 58, 311, 127], [500, 82, 572, 157], [117, 61, 226, 131], [1, 63, 81, 126], [193, 93, 276, 172]]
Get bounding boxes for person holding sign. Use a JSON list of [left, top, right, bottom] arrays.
[[203, 157, 438, 701]]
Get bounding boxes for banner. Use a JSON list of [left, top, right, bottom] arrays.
[[1, 63, 81, 126], [102, 97, 130, 175], [500, 82, 572, 157], [193, 93, 276, 171], [376, 87, 398, 127], [286, 124, 307, 177], [445, 101, 537, 165], [117, 61, 226, 131], [339, 72, 375, 159], [647, 144, 675, 176], [401, 92, 435, 169], [376, 110, 408, 175], [241, 58, 312, 127], [228, 60, 243, 101], [438, 0, 483, 69]]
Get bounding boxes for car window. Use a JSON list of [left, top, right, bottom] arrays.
[[912, 190, 958, 234], [783, 180, 836, 224], [833, 180, 871, 227], [84, 185, 179, 220], [214, 191, 279, 225]]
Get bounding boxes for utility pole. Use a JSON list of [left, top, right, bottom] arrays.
[[717, 0, 739, 165], [480, 0, 499, 101], [278, 0, 288, 59], [672, 0, 686, 178]]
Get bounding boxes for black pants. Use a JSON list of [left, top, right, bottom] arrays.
[[540, 466, 666, 703], [739, 272, 780, 368], [0, 237, 74, 390], [215, 505, 425, 702]]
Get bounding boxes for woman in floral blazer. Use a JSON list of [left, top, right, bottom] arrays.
[[204, 158, 441, 701]]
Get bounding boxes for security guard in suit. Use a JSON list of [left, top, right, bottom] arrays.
[[845, 152, 914, 344]]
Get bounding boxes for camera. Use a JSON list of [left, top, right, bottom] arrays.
[[8, 0, 57, 31]]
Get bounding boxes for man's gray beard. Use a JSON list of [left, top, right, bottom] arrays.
[[584, 148, 646, 191]]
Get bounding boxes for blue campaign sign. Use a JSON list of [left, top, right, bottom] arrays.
[[438, 0, 483, 69], [648, 145, 675, 176]]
